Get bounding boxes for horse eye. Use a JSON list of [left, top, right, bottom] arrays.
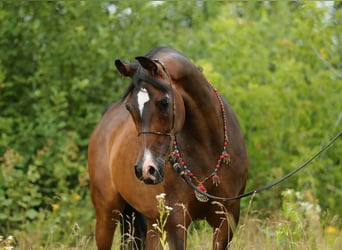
[[157, 98, 170, 113]]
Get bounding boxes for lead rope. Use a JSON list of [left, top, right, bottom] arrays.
[[174, 130, 341, 201]]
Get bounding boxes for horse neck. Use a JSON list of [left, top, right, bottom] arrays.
[[176, 72, 224, 155], [160, 52, 224, 155]]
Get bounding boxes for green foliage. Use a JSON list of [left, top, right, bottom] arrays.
[[197, 1, 342, 214], [229, 189, 341, 249], [0, 1, 341, 247]]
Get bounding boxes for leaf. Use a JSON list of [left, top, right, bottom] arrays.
[[26, 209, 38, 220]]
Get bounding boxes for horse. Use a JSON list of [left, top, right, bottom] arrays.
[[88, 47, 248, 250]]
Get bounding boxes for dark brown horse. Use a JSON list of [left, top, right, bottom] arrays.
[[88, 47, 248, 249]]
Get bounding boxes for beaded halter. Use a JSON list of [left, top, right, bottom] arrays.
[[169, 85, 231, 202], [133, 58, 231, 202]]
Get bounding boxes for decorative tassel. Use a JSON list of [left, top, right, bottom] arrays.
[[223, 152, 230, 165], [212, 173, 220, 186]]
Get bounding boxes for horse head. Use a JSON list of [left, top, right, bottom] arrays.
[[115, 57, 185, 184]]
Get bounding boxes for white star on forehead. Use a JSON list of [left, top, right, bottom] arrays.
[[137, 88, 150, 117]]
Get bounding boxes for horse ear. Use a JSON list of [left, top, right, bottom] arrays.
[[135, 56, 158, 74], [115, 59, 135, 77]]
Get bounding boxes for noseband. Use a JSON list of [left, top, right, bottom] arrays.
[[138, 131, 173, 136]]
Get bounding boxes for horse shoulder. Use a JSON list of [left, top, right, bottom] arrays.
[[88, 103, 131, 198]]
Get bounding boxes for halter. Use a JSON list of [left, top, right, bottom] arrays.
[[136, 59, 230, 202], [133, 59, 342, 203]]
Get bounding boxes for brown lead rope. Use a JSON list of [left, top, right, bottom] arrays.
[[172, 131, 342, 201]]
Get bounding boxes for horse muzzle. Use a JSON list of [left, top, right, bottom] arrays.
[[134, 151, 165, 184]]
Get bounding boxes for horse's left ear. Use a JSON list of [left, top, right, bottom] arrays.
[[115, 59, 136, 77], [135, 56, 158, 74]]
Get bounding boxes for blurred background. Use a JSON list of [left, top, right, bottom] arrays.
[[0, 1, 341, 249]]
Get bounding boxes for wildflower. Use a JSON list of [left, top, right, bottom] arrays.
[[6, 235, 17, 246], [295, 191, 303, 200], [165, 206, 173, 212], [73, 193, 81, 201], [154, 193, 169, 249], [299, 201, 313, 211], [325, 226, 338, 235], [283, 189, 294, 197], [156, 193, 166, 200], [51, 204, 60, 211]]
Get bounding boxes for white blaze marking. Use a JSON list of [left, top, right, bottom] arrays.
[[137, 88, 150, 117], [143, 149, 154, 166], [142, 149, 155, 175]]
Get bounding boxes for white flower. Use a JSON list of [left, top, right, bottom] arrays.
[[299, 201, 312, 211], [165, 206, 173, 211], [295, 191, 303, 200], [152, 223, 158, 229], [283, 189, 294, 197], [156, 193, 166, 199]]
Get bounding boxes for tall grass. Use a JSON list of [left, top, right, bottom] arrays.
[[2, 189, 341, 249]]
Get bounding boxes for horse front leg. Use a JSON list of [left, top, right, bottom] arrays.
[[166, 202, 193, 250], [208, 201, 241, 250], [166, 222, 188, 250], [144, 220, 161, 250], [92, 191, 125, 250], [95, 211, 118, 250], [145, 212, 190, 250]]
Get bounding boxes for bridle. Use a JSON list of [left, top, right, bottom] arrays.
[[137, 59, 176, 140], [135, 58, 232, 202], [133, 59, 342, 202]]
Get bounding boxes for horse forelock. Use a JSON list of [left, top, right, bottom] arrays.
[[120, 46, 190, 102], [121, 65, 170, 102]]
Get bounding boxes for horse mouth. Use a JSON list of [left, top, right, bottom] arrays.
[[142, 178, 160, 185]]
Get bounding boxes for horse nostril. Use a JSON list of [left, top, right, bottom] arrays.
[[135, 165, 143, 180], [148, 166, 156, 176]]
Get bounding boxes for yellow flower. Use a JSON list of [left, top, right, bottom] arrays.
[[320, 48, 328, 59], [52, 204, 59, 211], [325, 226, 338, 235], [73, 193, 81, 201]]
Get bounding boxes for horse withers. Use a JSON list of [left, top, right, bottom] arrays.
[[88, 47, 248, 249]]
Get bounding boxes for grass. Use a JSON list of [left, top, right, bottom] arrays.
[[1, 189, 341, 249], [2, 214, 340, 249]]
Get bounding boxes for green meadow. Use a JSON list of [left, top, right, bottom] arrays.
[[1, 1, 341, 249]]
